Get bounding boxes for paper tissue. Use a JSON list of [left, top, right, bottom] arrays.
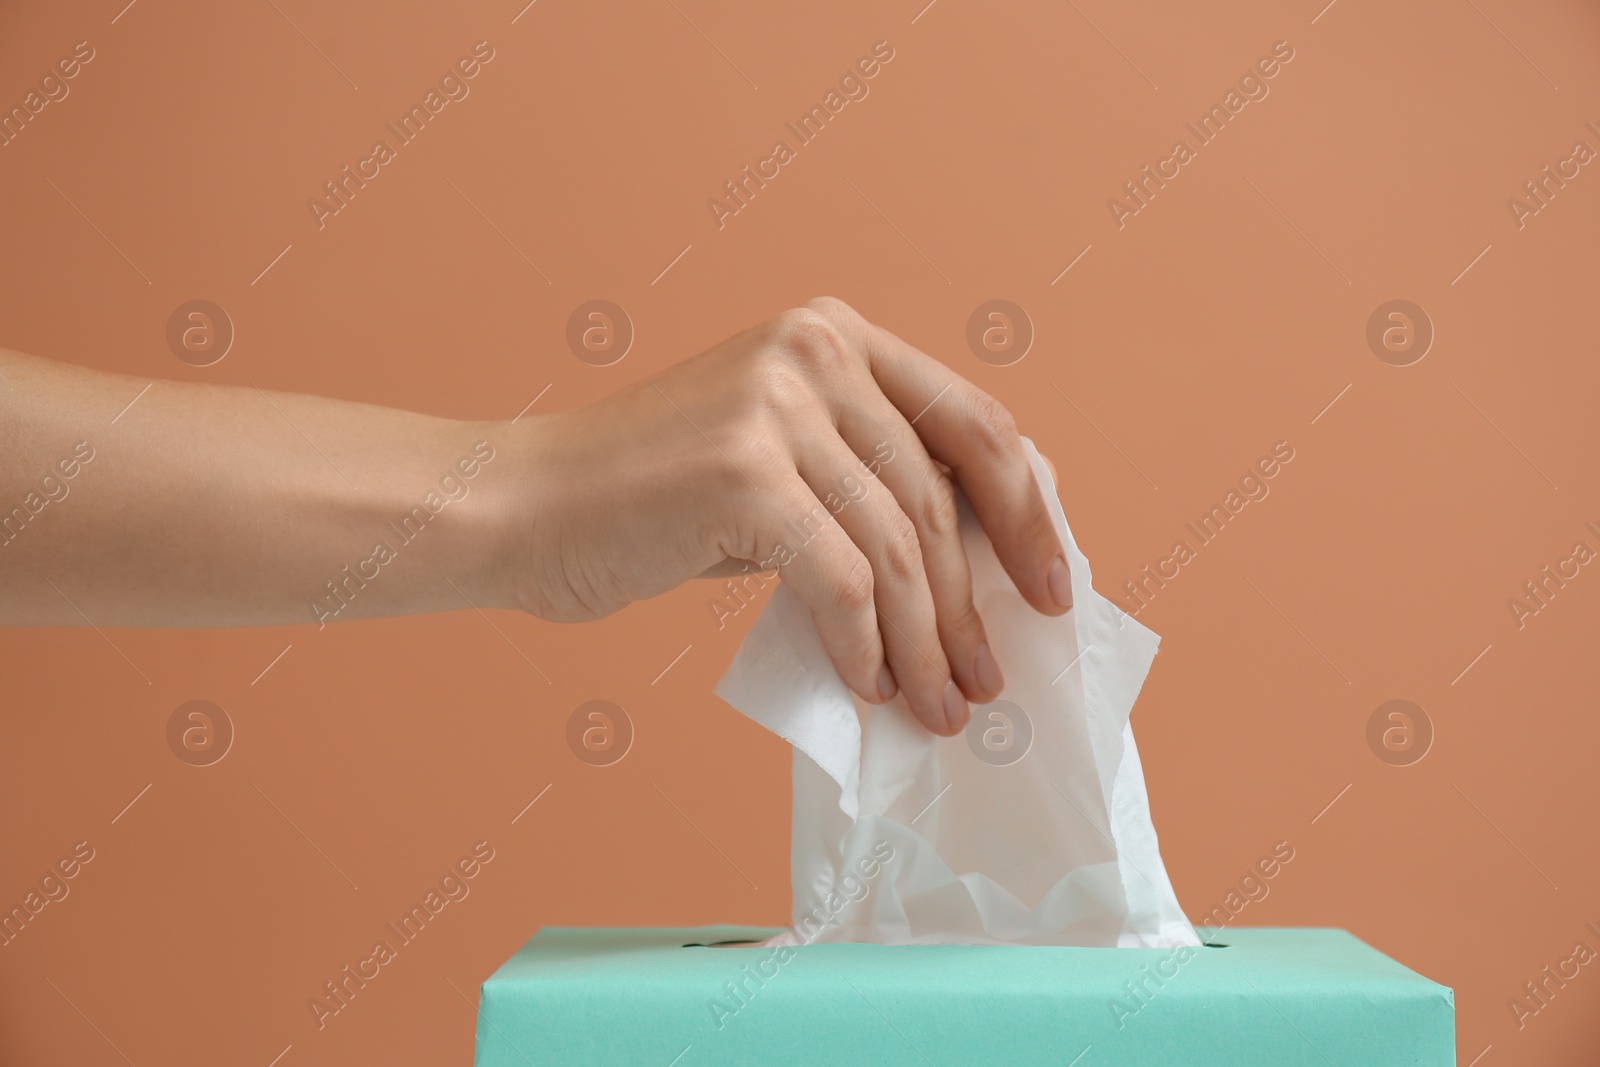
[[714, 438, 1196, 947]]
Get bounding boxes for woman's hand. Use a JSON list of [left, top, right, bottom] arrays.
[[0, 299, 1069, 736], [504, 298, 1072, 735]]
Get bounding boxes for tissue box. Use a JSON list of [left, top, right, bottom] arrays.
[[474, 926, 1454, 1066]]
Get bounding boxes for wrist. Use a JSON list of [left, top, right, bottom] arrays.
[[487, 408, 603, 622], [445, 419, 525, 613], [470, 411, 568, 618]]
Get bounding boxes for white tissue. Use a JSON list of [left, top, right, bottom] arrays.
[[714, 438, 1197, 947]]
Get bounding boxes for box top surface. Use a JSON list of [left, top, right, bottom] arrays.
[[484, 925, 1448, 998]]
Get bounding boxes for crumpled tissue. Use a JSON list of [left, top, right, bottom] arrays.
[[715, 438, 1197, 948]]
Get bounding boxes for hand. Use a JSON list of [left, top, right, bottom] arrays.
[[504, 298, 1073, 735]]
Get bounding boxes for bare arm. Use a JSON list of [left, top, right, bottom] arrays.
[[0, 348, 511, 628], [2, 298, 1073, 735]]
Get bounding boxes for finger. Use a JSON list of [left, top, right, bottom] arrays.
[[831, 389, 1002, 706], [842, 309, 1071, 616], [794, 436, 967, 736], [755, 478, 896, 708]]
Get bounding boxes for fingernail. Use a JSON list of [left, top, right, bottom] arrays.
[[878, 663, 897, 702], [1048, 555, 1073, 610], [973, 644, 1004, 697], [942, 679, 969, 733]]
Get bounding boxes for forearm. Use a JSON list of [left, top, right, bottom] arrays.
[[0, 349, 516, 627]]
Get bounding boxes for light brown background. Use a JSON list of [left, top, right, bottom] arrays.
[[2, 0, 1597, 1063]]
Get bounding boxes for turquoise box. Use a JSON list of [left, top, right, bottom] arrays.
[[475, 925, 1454, 1066]]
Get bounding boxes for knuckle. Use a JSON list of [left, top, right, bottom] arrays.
[[1019, 496, 1057, 548], [879, 516, 923, 583], [837, 553, 875, 612], [945, 593, 984, 641], [917, 470, 961, 540], [967, 391, 1020, 459], [999, 481, 1058, 558], [757, 359, 812, 422], [805, 295, 860, 326], [772, 308, 848, 369]]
